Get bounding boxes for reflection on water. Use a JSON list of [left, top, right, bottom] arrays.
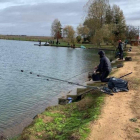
[[0, 40, 114, 137]]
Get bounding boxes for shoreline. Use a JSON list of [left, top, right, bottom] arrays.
[[34, 44, 116, 51]]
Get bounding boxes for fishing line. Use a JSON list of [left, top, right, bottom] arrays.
[[66, 68, 93, 81], [20, 70, 100, 89]]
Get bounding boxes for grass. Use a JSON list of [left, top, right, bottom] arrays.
[[135, 128, 140, 133], [17, 90, 105, 140], [51, 42, 114, 50]]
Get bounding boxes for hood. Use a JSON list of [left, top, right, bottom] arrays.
[[98, 50, 105, 58]]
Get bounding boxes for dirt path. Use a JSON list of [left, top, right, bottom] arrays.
[[87, 46, 140, 140]]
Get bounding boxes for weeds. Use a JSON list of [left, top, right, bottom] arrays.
[[129, 118, 138, 122], [135, 128, 140, 133]]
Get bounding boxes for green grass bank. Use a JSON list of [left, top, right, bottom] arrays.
[[12, 90, 105, 140]]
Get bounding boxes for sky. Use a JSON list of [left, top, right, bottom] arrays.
[[0, 0, 139, 36]]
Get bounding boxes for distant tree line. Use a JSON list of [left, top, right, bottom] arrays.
[[51, 0, 139, 47]]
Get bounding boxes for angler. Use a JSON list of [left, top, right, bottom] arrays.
[[94, 50, 112, 82]]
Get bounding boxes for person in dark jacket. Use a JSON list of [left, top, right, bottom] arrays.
[[95, 50, 112, 82], [118, 40, 123, 60], [39, 40, 41, 46]]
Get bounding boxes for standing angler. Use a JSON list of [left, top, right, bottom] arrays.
[[95, 50, 112, 82], [118, 40, 123, 60]]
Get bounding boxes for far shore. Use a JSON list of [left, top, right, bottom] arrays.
[[0, 35, 116, 50]]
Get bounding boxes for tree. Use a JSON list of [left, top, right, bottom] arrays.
[[84, 0, 127, 45], [86, 0, 109, 28], [125, 25, 139, 42], [83, 18, 96, 37], [77, 24, 89, 38], [76, 36, 82, 43], [84, 0, 110, 42], [111, 5, 126, 41], [63, 25, 75, 45], [92, 24, 111, 46], [51, 19, 62, 43], [105, 5, 113, 24]]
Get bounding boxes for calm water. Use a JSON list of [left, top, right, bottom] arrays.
[[0, 40, 114, 137]]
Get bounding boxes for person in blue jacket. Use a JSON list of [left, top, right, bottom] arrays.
[[95, 50, 112, 82]]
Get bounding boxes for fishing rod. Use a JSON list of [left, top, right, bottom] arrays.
[[20, 70, 132, 96], [119, 72, 132, 79], [20, 70, 132, 87], [20, 70, 100, 89]]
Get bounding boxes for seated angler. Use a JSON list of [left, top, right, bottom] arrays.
[[95, 50, 112, 82]]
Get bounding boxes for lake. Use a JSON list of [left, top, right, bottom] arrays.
[[0, 40, 114, 137]]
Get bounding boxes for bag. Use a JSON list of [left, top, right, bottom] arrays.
[[108, 77, 128, 93], [92, 73, 101, 81], [125, 57, 132, 61]]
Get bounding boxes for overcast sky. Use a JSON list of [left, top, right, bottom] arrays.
[[0, 0, 139, 36]]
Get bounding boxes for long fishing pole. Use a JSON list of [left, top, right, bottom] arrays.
[[119, 72, 132, 79], [20, 70, 132, 86], [20, 70, 132, 97], [20, 70, 100, 89]]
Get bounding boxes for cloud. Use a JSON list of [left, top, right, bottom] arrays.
[[0, 0, 86, 36], [0, 0, 139, 36], [110, 0, 140, 26]]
